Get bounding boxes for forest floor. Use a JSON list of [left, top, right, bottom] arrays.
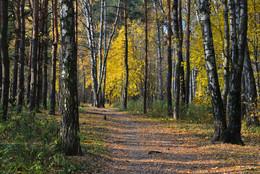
[[79, 105, 260, 174]]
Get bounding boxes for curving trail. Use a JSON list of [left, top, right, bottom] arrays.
[[83, 106, 260, 174]]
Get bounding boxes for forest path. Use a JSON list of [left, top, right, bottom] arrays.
[[83, 106, 260, 174]]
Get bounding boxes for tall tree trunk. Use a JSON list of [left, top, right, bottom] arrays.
[[17, 0, 26, 113], [100, 0, 107, 107], [143, 0, 148, 114], [224, 0, 247, 145], [221, 0, 230, 118], [178, 0, 185, 105], [12, 1, 21, 106], [49, 0, 58, 115], [97, 0, 104, 107], [43, 0, 49, 110], [0, 0, 2, 102], [29, 0, 39, 113], [59, 0, 81, 156], [153, 0, 163, 101], [173, 0, 182, 120], [185, 0, 191, 105], [166, 0, 173, 117], [27, 43, 32, 104], [1, 0, 9, 120], [36, 10, 44, 113], [244, 42, 258, 123], [199, 0, 227, 142], [122, 0, 128, 109], [85, 1, 98, 107]]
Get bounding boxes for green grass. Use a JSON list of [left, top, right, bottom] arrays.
[[0, 108, 108, 173]]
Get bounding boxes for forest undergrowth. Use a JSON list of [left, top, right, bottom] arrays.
[[0, 106, 108, 173]]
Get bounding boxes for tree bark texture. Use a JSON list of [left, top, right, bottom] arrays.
[[153, 0, 163, 101], [85, 1, 98, 107], [59, 0, 81, 155], [17, 0, 26, 113], [49, 0, 58, 115], [122, 0, 129, 109], [185, 0, 191, 105], [0, 0, 2, 102], [29, 0, 39, 113], [12, 1, 21, 106], [178, 0, 185, 105], [97, 0, 104, 107], [224, 0, 248, 145], [221, 0, 230, 117], [173, 0, 181, 120], [43, 0, 49, 110], [199, 0, 227, 142], [244, 42, 257, 116], [143, 0, 148, 114], [166, 0, 173, 117], [27, 43, 32, 104], [1, 0, 9, 120]]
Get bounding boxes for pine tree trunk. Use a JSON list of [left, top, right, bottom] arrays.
[[49, 0, 58, 115], [166, 0, 173, 117], [26, 43, 32, 104], [0, 0, 2, 102], [97, 0, 104, 108], [173, 0, 181, 120], [43, 0, 49, 110], [185, 0, 191, 105], [178, 0, 185, 105], [1, 0, 9, 120], [36, 19, 43, 113], [143, 0, 148, 114], [29, 0, 39, 113], [122, 0, 128, 109], [59, 0, 81, 155], [199, 0, 227, 142], [17, 0, 26, 113], [12, 1, 21, 106]]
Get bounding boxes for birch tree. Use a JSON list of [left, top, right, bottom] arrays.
[[59, 0, 81, 155], [199, 0, 227, 142], [224, 0, 248, 145]]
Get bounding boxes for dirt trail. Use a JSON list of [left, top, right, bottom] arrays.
[[85, 107, 260, 174]]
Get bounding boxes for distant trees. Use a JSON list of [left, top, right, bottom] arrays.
[[0, 0, 258, 147]]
